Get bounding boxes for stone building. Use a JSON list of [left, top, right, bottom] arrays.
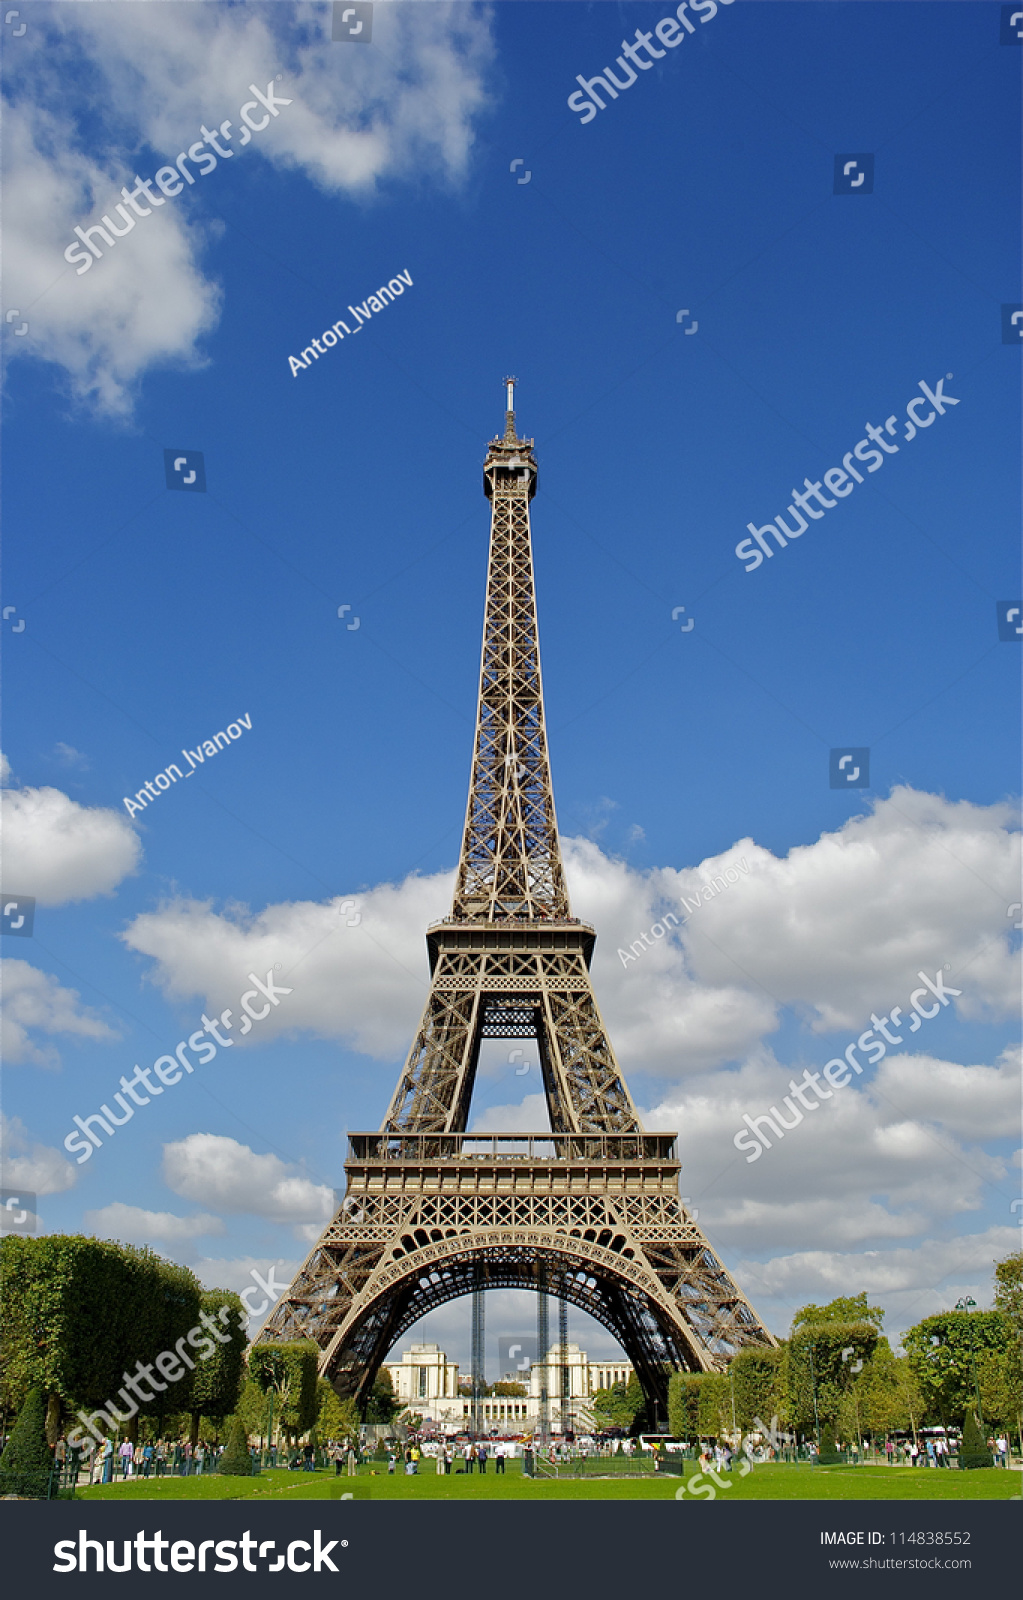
[[382, 1339, 633, 1433]]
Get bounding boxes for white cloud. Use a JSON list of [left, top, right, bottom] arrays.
[[162, 1132, 334, 1234], [122, 873, 451, 1058], [1, 959, 116, 1068], [873, 1046, 1021, 1142], [644, 1048, 1010, 1254], [83, 1202, 225, 1245], [118, 787, 1019, 1084], [0, 1112, 76, 1195], [1, 782, 141, 905], [4, 2, 493, 413], [193, 1254, 302, 1333], [734, 1227, 1020, 1344], [471, 1093, 551, 1133], [578, 788, 1020, 1073], [53, 744, 88, 768]]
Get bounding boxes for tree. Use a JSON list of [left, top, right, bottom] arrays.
[[959, 1409, 991, 1470], [317, 1380, 360, 1451], [247, 1342, 319, 1444], [792, 1293, 885, 1332], [491, 1381, 527, 1397], [591, 1377, 645, 1431], [993, 1251, 1023, 1447], [728, 1347, 786, 1432], [903, 1311, 1009, 1424], [0, 1235, 202, 1446], [0, 1387, 52, 1498], [235, 1377, 274, 1444], [365, 1367, 399, 1424], [187, 1291, 247, 1447], [218, 1416, 253, 1476], [860, 1342, 923, 1442], [786, 1322, 879, 1437], [666, 1372, 731, 1439]]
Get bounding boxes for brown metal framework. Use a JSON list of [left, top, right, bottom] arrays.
[[256, 384, 776, 1417]]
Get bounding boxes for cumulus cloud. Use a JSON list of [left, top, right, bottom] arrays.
[[1, 959, 116, 1068], [873, 1046, 1021, 1143], [1, 782, 141, 905], [579, 788, 1020, 1072], [4, 2, 493, 413], [644, 1048, 1010, 1255], [0, 1111, 77, 1194], [122, 872, 451, 1058], [471, 1093, 551, 1133], [119, 787, 1019, 1083], [734, 1226, 1021, 1343], [162, 1133, 334, 1236], [193, 1255, 302, 1332], [83, 1202, 225, 1246]]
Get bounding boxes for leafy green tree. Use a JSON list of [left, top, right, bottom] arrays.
[[247, 1341, 319, 1444], [903, 1311, 1008, 1424], [317, 1379, 360, 1450], [665, 1372, 731, 1439], [592, 1377, 645, 1431], [0, 1235, 202, 1445], [959, 1408, 992, 1469], [0, 1387, 53, 1497], [729, 1347, 786, 1431], [234, 1377, 274, 1444], [860, 1343, 923, 1442], [993, 1251, 1023, 1447], [187, 1292, 246, 1446], [218, 1416, 253, 1476], [792, 1293, 885, 1332], [365, 1367, 399, 1424], [491, 1381, 527, 1397], [786, 1322, 879, 1436]]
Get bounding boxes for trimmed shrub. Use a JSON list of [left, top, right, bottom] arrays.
[[0, 1387, 53, 1498], [217, 1416, 253, 1477], [959, 1409, 992, 1469]]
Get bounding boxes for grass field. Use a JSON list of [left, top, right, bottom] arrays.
[[75, 1461, 1021, 1502]]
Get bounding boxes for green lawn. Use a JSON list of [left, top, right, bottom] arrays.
[[74, 1461, 1020, 1502]]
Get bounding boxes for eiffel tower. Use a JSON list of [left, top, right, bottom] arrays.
[[257, 381, 776, 1415]]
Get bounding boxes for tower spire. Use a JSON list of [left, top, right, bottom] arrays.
[[503, 374, 517, 441], [452, 383, 566, 922]]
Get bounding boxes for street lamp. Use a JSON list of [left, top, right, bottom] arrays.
[[954, 1298, 983, 1424]]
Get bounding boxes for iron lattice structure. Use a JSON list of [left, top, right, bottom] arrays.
[[257, 384, 776, 1417]]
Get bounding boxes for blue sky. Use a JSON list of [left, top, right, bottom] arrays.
[[2, 1, 1019, 1374]]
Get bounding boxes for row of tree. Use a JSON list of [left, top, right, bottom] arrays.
[[590, 1255, 1022, 1447], [5, 1236, 1019, 1462], [663, 1260, 1021, 1446], [0, 1234, 408, 1456]]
